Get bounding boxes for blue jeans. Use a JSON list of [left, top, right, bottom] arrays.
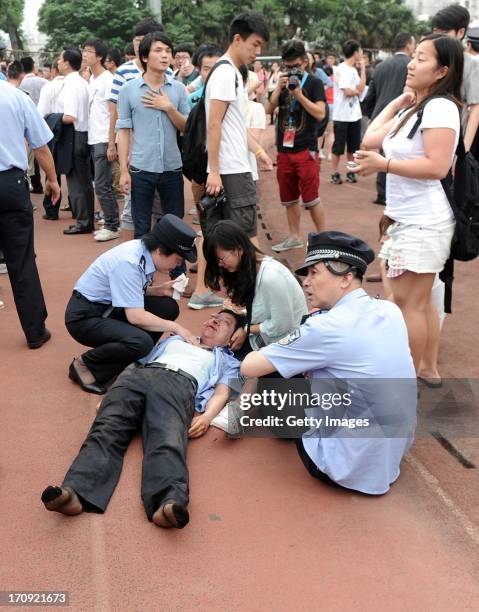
[[131, 167, 185, 276]]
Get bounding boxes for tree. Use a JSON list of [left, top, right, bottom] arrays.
[[38, 0, 151, 52], [0, 0, 24, 50]]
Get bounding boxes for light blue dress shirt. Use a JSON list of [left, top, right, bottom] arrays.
[[261, 288, 417, 495], [116, 73, 189, 173], [0, 81, 53, 171], [315, 67, 333, 89], [0, 72, 6, 81], [140, 336, 241, 413], [74, 239, 156, 308]]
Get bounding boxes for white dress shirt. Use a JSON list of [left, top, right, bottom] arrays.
[[57, 71, 90, 132]]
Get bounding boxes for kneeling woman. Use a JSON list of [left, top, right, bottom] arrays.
[[204, 220, 308, 354], [65, 214, 198, 394]]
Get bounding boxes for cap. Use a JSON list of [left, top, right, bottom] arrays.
[[295, 230, 375, 276], [151, 214, 197, 263], [467, 26, 479, 44]]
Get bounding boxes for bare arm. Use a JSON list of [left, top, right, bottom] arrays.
[[205, 99, 228, 195], [361, 92, 415, 150], [118, 128, 131, 194], [62, 114, 75, 124], [188, 383, 230, 438], [464, 103, 479, 152], [124, 307, 198, 344], [241, 351, 277, 378], [107, 101, 118, 161], [33, 144, 61, 203]]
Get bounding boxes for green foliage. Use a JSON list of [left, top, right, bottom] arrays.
[[38, 0, 152, 52], [0, 0, 25, 49]]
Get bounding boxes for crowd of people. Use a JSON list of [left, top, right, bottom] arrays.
[[1, 4, 478, 529]]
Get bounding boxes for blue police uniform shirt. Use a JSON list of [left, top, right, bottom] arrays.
[[0, 81, 53, 171], [140, 335, 241, 413], [74, 239, 156, 308], [116, 73, 189, 173], [261, 288, 417, 495]]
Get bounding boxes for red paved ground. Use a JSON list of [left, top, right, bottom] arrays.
[[1, 126, 479, 610]]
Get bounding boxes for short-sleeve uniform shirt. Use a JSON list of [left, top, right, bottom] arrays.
[[74, 239, 156, 308]]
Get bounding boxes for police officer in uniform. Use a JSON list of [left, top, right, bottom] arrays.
[[0, 80, 61, 348], [241, 231, 416, 495], [65, 214, 198, 394]]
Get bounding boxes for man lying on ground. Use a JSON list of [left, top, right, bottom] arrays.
[[41, 309, 243, 529]]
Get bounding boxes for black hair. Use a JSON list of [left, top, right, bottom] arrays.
[[281, 40, 306, 61], [469, 40, 479, 53], [134, 17, 164, 37], [239, 63, 249, 84], [391, 34, 464, 137], [432, 4, 470, 37], [342, 40, 361, 59], [139, 32, 173, 71], [44, 62, 52, 69], [106, 47, 122, 68], [218, 308, 247, 331], [324, 260, 364, 282], [196, 45, 222, 69], [173, 43, 194, 58], [204, 221, 262, 314], [8, 60, 24, 80], [124, 42, 135, 57], [83, 38, 108, 63], [62, 47, 82, 71], [323, 64, 333, 77], [141, 232, 174, 256], [20, 56, 34, 73], [394, 31, 414, 51], [228, 12, 269, 44]]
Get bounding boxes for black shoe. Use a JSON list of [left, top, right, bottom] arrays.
[[42, 214, 59, 220], [27, 328, 51, 349], [346, 172, 358, 183], [372, 198, 386, 206], [330, 172, 343, 184], [68, 360, 106, 395], [63, 225, 93, 235]]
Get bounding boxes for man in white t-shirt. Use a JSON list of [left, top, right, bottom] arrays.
[[57, 46, 94, 234], [331, 40, 366, 185], [204, 12, 271, 242], [82, 39, 119, 242]]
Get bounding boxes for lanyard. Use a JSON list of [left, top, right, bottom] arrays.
[[288, 72, 309, 119]]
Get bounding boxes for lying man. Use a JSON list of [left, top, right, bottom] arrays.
[[42, 309, 243, 529]]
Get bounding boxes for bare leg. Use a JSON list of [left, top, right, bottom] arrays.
[[418, 301, 441, 381], [286, 203, 301, 240], [389, 271, 435, 371], [331, 154, 341, 174], [192, 234, 208, 295], [308, 203, 325, 233]]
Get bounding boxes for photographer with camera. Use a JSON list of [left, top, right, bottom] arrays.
[[266, 40, 327, 253]]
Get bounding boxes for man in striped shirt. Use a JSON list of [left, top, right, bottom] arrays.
[[108, 18, 166, 233]]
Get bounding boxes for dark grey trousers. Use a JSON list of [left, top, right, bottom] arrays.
[[63, 366, 196, 519], [66, 131, 94, 229], [91, 142, 119, 230]]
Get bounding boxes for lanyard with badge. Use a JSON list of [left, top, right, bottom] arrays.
[[283, 72, 308, 148]]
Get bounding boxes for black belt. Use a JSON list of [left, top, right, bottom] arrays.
[[143, 362, 198, 391]]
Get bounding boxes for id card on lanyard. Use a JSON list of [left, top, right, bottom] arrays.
[[282, 73, 309, 148]]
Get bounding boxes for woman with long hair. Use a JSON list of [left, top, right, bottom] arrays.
[[203, 220, 307, 353], [352, 34, 463, 376]]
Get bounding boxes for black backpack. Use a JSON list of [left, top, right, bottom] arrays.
[[182, 60, 238, 185], [317, 101, 329, 138], [407, 98, 479, 312]]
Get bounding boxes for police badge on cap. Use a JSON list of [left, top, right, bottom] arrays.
[[295, 231, 375, 276], [151, 214, 198, 263]]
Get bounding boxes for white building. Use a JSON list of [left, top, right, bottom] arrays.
[[21, 0, 47, 51], [404, 0, 479, 21]]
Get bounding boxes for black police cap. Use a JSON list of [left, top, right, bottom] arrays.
[[151, 214, 197, 263], [296, 230, 375, 276]]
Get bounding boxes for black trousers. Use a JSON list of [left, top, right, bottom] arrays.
[[63, 366, 197, 519], [66, 131, 94, 230], [65, 291, 179, 383], [0, 168, 47, 341], [295, 438, 341, 488]]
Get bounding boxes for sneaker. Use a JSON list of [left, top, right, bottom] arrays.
[[271, 237, 304, 253], [0, 263, 7, 274], [346, 172, 358, 183], [188, 207, 197, 215], [318, 150, 326, 160], [330, 172, 343, 184], [94, 228, 120, 242], [211, 402, 241, 435], [187, 292, 224, 310]]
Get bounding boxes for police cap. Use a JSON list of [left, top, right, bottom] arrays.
[[467, 26, 479, 44], [151, 214, 197, 263], [295, 230, 375, 276]]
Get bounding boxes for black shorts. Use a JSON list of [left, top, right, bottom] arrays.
[[332, 120, 362, 156], [202, 172, 257, 238]]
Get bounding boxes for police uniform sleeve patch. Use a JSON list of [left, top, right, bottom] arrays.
[[278, 328, 301, 345]]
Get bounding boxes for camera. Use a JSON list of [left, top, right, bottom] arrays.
[[287, 67, 303, 90], [198, 190, 227, 212]]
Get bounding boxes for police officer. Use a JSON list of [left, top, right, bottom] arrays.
[[241, 231, 417, 495], [0, 80, 61, 348], [65, 214, 198, 394]]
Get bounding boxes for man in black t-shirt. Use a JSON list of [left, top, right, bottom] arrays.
[[267, 40, 327, 252]]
